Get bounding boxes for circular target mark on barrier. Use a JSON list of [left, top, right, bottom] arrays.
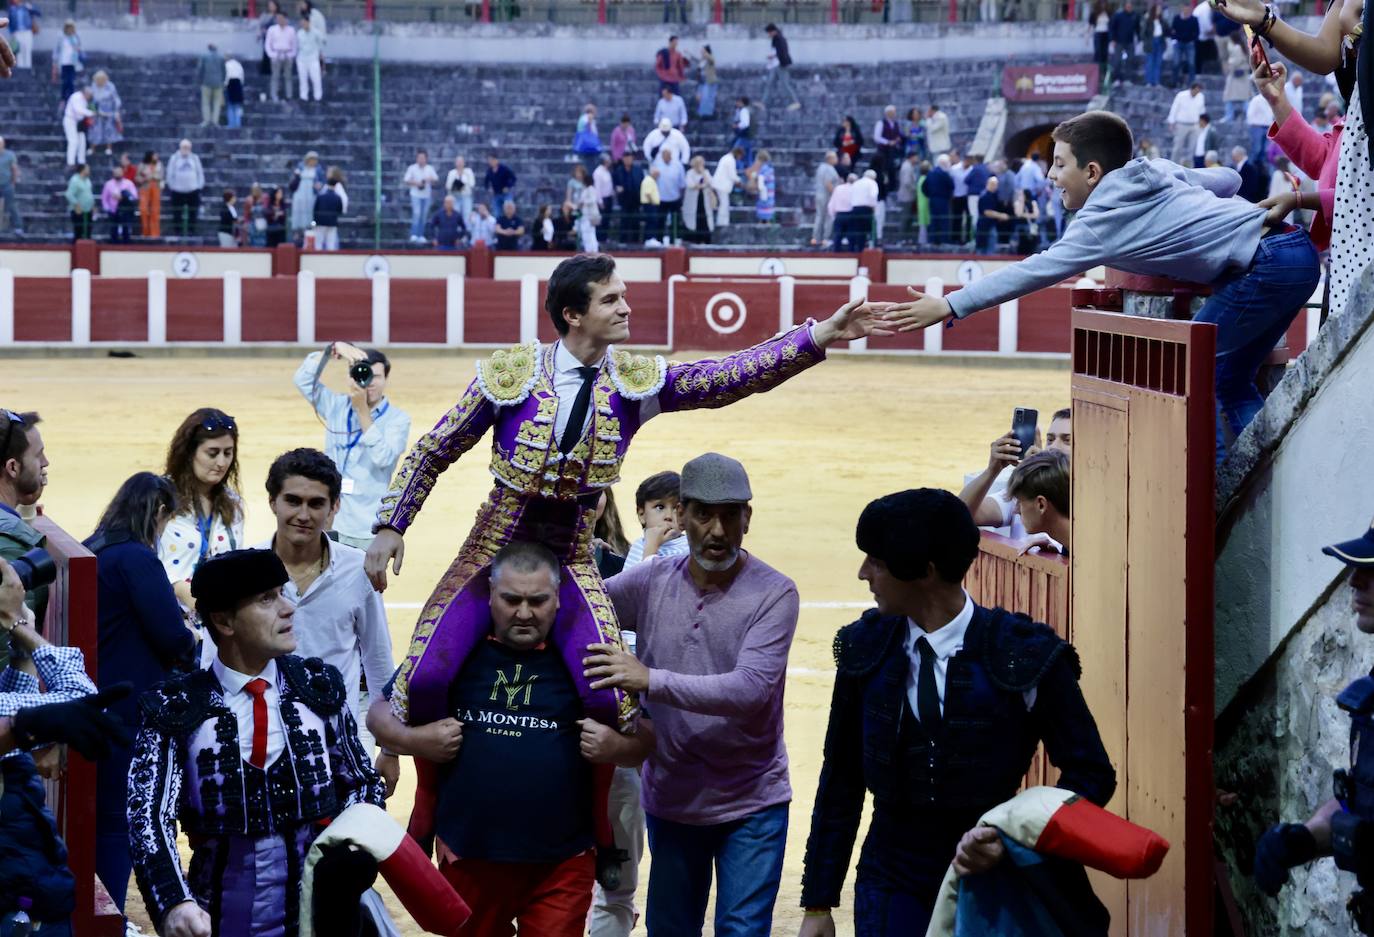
[[704, 291, 748, 335]]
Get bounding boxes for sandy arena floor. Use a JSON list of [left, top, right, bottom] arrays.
[[6, 348, 1067, 936]]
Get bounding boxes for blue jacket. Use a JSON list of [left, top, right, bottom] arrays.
[[922, 166, 955, 202], [427, 207, 468, 247], [799, 605, 1115, 909], [964, 163, 991, 196]]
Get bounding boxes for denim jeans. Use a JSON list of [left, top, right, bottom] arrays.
[[645, 802, 788, 937], [761, 67, 800, 109], [1195, 226, 1320, 462], [409, 193, 430, 238], [698, 82, 718, 118], [853, 879, 933, 937], [1248, 124, 1269, 169], [1173, 40, 1196, 85], [226, 102, 243, 128], [730, 133, 753, 166], [1145, 37, 1164, 85]]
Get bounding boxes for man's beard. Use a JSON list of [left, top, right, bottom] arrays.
[[692, 543, 740, 573], [15, 467, 43, 502]]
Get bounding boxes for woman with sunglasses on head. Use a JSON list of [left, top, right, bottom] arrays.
[[83, 472, 196, 918], [157, 408, 244, 609]]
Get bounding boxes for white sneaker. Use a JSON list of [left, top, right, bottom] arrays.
[[644, 237, 662, 248], [787, 102, 801, 111]]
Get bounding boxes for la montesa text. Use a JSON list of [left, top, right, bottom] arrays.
[[458, 707, 561, 737]]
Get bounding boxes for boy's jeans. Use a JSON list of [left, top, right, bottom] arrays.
[[644, 802, 788, 937], [409, 193, 430, 239], [1195, 226, 1319, 463]]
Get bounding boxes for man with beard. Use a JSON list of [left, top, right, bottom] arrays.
[[0, 409, 49, 666], [583, 453, 799, 936]]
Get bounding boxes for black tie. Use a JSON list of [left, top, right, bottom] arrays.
[[559, 366, 598, 454], [915, 635, 942, 735]]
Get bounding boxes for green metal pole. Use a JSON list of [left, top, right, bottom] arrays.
[[372, 28, 382, 249]]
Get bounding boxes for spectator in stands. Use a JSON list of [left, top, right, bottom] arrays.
[[611, 114, 637, 161], [65, 162, 92, 241], [85, 472, 194, 916], [135, 150, 161, 238], [1091, 1, 1111, 70], [827, 171, 855, 252], [312, 170, 344, 249], [1007, 449, 1072, 555], [1142, 3, 1168, 85], [641, 165, 662, 243], [370, 541, 651, 937], [922, 153, 954, 245], [576, 179, 602, 252], [593, 152, 614, 214], [593, 489, 630, 580], [0, 409, 49, 653], [811, 150, 840, 247], [265, 11, 297, 103], [1193, 112, 1219, 167], [843, 166, 876, 249], [585, 453, 798, 937], [296, 12, 323, 102], [1219, 36, 1249, 126], [166, 138, 204, 237], [1166, 81, 1206, 163], [566, 164, 589, 214], [833, 115, 863, 171], [7, 0, 39, 71], [222, 56, 246, 129], [644, 118, 690, 167], [712, 145, 741, 229], [266, 185, 288, 246], [1203, 148, 1220, 167], [61, 83, 91, 170], [655, 147, 685, 243], [924, 104, 951, 157], [158, 408, 244, 608], [623, 470, 686, 567], [681, 153, 715, 245], [87, 70, 122, 156], [976, 175, 1011, 253], [246, 182, 267, 246], [197, 42, 225, 127], [1247, 87, 1275, 168], [949, 151, 970, 243], [256, 0, 280, 74], [1284, 70, 1304, 116], [574, 104, 603, 172], [1192, 0, 1217, 71], [873, 105, 903, 193], [101, 163, 136, 243], [216, 189, 239, 247], [697, 44, 718, 119], [404, 149, 438, 244], [1256, 60, 1340, 252], [730, 97, 754, 166], [531, 204, 555, 250], [483, 152, 516, 213], [905, 106, 929, 162], [654, 85, 689, 132], [494, 199, 525, 250], [290, 150, 321, 243], [428, 194, 467, 250], [1109, 0, 1141, 82], [797, 489, 1114, 937], [446, 154, 475, 221], [884, 110, 1321, 463], [469, 202, 497, 247], [53, 19, 82, 100], [1171, 3, 1199, 84], [751, 150, 776, 223], [300, 0, 326, 38], [0, 137, 22, 237], [654, 35, 689, 93], [761, 23, 801, 111], [1232, 145, 1264, 202]]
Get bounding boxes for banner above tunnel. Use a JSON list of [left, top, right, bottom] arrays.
[[1002, 64, 1100, 102]]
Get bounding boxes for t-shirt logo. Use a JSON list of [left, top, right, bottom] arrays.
[[491, 664, 539, 711]]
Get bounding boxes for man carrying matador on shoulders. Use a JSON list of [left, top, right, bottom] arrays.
[[364, 252, 891, 883]]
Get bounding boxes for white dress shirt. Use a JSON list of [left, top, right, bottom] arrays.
[[905, 591, 1036, 719], [213, 656, 286, 767], [850, 176, 880, 208], [552, 342, 663, 447], [1166, 89, 1207, 128]]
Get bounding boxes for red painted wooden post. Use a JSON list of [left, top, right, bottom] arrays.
[[948, 0, 958, 21], [365, 0, 375, 19], [481, 0, 492, 22], [129, 0, 139, 14], [1066, 0, 1076, 19], [830, 0, 839, 23], [247, 0, 257, 17], [598, 0, 607, 23], [714, 0, 724, 23]]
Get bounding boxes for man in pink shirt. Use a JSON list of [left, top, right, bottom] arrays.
[[584, 452, 797, 937]]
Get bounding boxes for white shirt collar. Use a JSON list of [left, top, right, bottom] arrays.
[[255, 535, 337, 573], [908, 590, 975, 661], [553, 341, 606, 375], [212, 656, 279, 696]]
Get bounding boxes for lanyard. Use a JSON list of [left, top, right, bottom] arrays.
[[340, 401, 388, 474]]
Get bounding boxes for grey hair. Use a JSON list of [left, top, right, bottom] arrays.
[[490, 541, 561, 588]]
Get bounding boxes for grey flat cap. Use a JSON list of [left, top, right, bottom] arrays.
[[680, 452, 752, 504]]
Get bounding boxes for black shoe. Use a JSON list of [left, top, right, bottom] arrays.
[[596, 845, 630, 891]]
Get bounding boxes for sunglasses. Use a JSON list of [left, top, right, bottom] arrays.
[[200, 413, 237, 434], [0, 409, 25, 462]]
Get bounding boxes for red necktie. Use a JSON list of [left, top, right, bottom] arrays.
[[244, 677, 270, 769]]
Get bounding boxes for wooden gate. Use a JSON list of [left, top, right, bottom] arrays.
[[1070, 309, 1216, 936]]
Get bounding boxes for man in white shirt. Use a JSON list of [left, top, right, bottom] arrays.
[[445, 154, 476, 222], [403, 148, 438, 244], [643, 118, 690, 168], [295, 13, 324, 102], [811, 150, 840, 246], [1246, 91, 1275, 169], [1166, 81, 1207, 163], [730, 97, 753, 165], [924, 104, 951, 156], [1284, 72, 1305, 117], [255, 448, 398, 790], [468, 202, 497, 245], [653, 87, 689, 132], [712, 145, 742, 228], [264, 11, 297, 102], [848, 168, 880, 249], [62, 85, 92, 169]]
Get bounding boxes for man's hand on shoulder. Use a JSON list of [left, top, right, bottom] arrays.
[[583, 642, 649, 693], [409, 718, 462, 763]]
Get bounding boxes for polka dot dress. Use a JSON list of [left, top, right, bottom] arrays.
[[1329, 84, 1374, 320]]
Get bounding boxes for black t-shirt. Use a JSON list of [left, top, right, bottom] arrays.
[[495, 216, 523, 251], [434, 639, 592, 863]]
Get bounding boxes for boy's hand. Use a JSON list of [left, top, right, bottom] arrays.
[[1258, 191, 1299, 226], [1253, 59, 1287, 103], [881, 287, 955, 332], [1209, 0, 1265, 27]]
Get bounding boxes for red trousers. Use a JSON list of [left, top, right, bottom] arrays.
[[439, 851, 594, 937]]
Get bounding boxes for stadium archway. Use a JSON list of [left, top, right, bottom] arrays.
[[1004, 123, 1056, 162]]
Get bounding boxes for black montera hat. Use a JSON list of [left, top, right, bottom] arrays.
[[192, 549, 289, 616]]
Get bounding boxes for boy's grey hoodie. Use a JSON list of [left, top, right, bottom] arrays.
[[946, 158, 1269, 318]]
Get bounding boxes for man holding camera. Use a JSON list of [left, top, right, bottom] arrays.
[[0, 408, 48, 670], [294, 344, 411, 550]]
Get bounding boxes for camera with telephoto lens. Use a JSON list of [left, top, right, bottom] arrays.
[[349, 360, 375, 388], [11, 547, 56, 592]]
